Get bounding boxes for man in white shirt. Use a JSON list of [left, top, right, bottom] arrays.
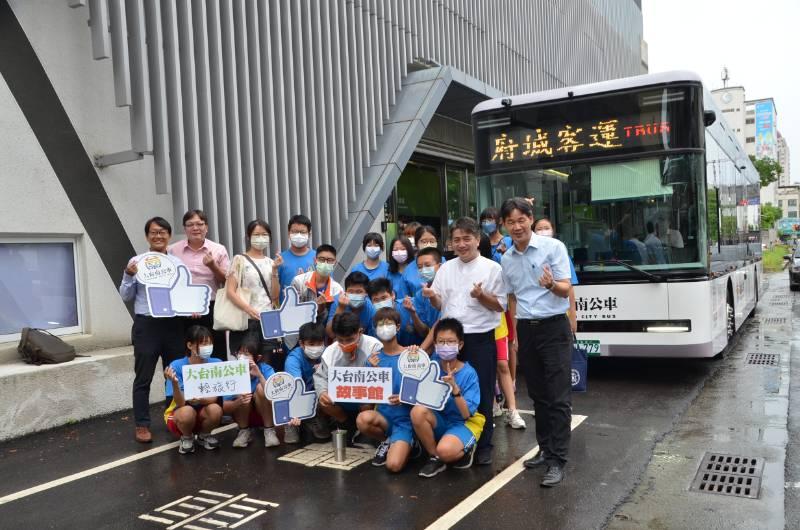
[[423, 217, 506, 465]]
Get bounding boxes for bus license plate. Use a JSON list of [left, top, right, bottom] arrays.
[[576, 340, 600, 356]]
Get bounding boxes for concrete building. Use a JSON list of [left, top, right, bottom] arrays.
[[778, 130, 792, 186], [0, 0, 645, 439]]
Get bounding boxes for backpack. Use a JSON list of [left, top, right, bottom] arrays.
[[17, 328, 77, 365]]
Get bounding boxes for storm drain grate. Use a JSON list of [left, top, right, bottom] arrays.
[[745, 353, 779, 366], [759, 317, 788, 325], [690, 452, 764, 499]]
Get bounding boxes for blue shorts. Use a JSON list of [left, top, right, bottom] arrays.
[[385, 417, 414, 445], [432, 411, 477, 452]]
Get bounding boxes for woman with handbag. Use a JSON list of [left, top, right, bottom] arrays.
[[222, 220, 282, 367]]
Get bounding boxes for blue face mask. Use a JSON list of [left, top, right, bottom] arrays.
[[348, 293, 366, 308], [482, 222, 497, 235], [373, 298, 393, 310], [419, 266, 436, 283], [365, 246, 382, 259]]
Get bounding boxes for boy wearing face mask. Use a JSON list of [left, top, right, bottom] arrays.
[[314, 312, 382, 429], [480, 207, 513, 264], [351, 232, 390, 281], [369, 278, 425, 346], [278, 215, 316, 300], [327, 271, 376, 338], [163, 325, 224, 454], [412, 318, 484, 478], [284, 322, 331, 443], [411, 247, 443, 332], [357, 307, 417, 472]]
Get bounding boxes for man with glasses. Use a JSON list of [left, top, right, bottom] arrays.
[[168, 209, 230, 360], [278, 214, 316, 301]]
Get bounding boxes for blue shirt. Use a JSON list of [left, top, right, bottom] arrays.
[[285, 346, 318, 390], [223, 361, 275, 400], [412, 288, 440, 329], [165, 356, 222, 397], [387, 269, 411, 300], [568, 257, 579, 285], [403, 256, 446, 293], [491, 236, 513, 263], [119, 253, 186, 316], [328, 297, 377, 335], [500, 234, 571, 319], [431, 357, 480, 425], [367, 350, 411, 424], [391, 301, 422, 346], [278, 248, 316, 301], [351, 261, 389, 281]]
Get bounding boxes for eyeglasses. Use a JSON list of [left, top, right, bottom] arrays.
[[317, 257, 336, 264], [435, 340, 459, 347], [148, 230, 169, 237], [184, 222, 206, 228]]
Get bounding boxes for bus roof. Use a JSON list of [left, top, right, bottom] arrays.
[[472, 71, 704, 115]]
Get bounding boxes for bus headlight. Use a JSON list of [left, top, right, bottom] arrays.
[[646, 325, 690, 333]]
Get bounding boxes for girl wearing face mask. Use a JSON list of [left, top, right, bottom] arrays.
[[403, 226, 442, 293], [480, 207, 513, 264], [356, 307, 417, 472], [533, 218, 579, 336], [411, 318, 485, 478], [284, 322, 330, 444], [403, 221, 422, 250], [387, 237, 415, 301], [163, 325, 224, 455], [352, 232, 390, 281], [226, 220, 282, 363]]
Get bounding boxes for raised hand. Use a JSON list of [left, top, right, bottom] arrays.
[[470, 282, 484, 299], [402, 296, 416, 313], [538, 264, 554, 290], [202, 251, 215, 268], [125, 261, 138, 276], [421, 286, 436, 299], [164, 366, 178, 383]]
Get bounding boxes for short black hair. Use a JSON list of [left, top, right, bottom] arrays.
[[362, 232, 384, 250], [533, 217, 553, 233], [388, 237, 415, 274], [479, 233, 493, 260], [479, 207, 500, 223], [500, 197, 533, 220], [299, 322, 326, 343], [182, 209, 208, 226], [415, 246, 442, 264], [367, 277, 393, 298], [332, 311, 361, 336], [433, 318, 464, 342], [374, 307, 401, 326], [145, 216, 172, 236], [415, 225, 438, 243], [345, 271, 370, 290], [450, 217, 480, 238], [237, 334, 262, 359], [246, 219, 272, 241], [288, 214, 312, 232], [185, 325, 213, 354], [647, 221, 655, 233], [316, 244, 337, 257]]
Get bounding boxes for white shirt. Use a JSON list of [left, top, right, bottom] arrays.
[[431, 255, 506, 334]]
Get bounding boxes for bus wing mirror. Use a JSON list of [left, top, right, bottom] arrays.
[[703, 110, 716, 127]]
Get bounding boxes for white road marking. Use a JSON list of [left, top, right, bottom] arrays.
[[162, 510, 190, 518], [198, 517, 227, 527], [229, 504, 257, 512], [425, 415, 587, 530], [139, 514, 175, 525], [156, 496, 194, 512], [214, 510, 244, 519], [0, 423, 236, 507], [140, 491, 278, 528], [166, 494, 248, 530], [192, 497, 220, 504], [241, 497, 279, 507], [179, 503, 206, 511], [198, 490, 233, 498], [228, 510, 267, 528], [183, 525, 212, 530]]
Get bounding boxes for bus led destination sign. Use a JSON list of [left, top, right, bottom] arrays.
[[489, 119, 673, 165]]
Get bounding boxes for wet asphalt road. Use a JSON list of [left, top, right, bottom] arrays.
[[0, 351, 723, 529]]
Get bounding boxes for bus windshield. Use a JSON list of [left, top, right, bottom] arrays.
[[477, 152, 708, 277]]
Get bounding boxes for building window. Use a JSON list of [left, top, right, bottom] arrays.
[[0, 239, 82, 341], [790, 211, 798, 218], [746, 118, 754, 124], [746, 137, 755, 143], [721, 108, 734, 113], [790, 199, 798, 207], [779, 200, 784, 207]]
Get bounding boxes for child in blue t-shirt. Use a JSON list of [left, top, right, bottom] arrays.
[[326, 271, 376, 338], [277, 214, 316, 302], [283, 322, 330, 443], [409, 247, 442, 331], [356, 307, 417, 472], [163, 325, 224, 455], [221, 335, 279, 449], [411, 318, 485, 478], [368, 277, 426, 346], [351, 232, 390, 281]]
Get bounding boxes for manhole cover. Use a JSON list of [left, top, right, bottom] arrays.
[[690, 453, 764, 499], [746, 353, 779, 366]]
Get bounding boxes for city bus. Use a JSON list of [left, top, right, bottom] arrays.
[[471, 71, 761, 357]]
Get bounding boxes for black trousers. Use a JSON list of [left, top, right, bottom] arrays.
[[132, 315, 184, 427], [462, 330, 497, 452], [229, 319, 286, 371], [180, 301, 228, 361], [517, 315, 572, 467]]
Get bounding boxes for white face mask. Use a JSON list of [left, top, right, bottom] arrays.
[[290, 233, 309, 248], [392, 250, 408, 264], [303, 344, 325, 360], [407, 237, 415, 247], [376, 324, 398, 341], [536, 229, 554, 238], [250, 235, 270, 250]]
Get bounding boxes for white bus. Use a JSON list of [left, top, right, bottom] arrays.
[[472, 71, 760, 358]]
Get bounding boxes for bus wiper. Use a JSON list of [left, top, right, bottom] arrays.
[[584, 259, 664, 282]]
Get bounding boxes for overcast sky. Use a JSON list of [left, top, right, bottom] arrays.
[[643, 0, 799, 182]]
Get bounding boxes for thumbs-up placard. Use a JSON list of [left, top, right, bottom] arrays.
[[259, 286, 318, 339], [265, 372, 318, 426], [398, 349, 451, 410], [140, 257, 211, 318]]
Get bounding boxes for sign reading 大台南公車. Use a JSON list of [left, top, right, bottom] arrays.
[[181, 360, 251, 400], [135, 252, 211, 318], [329, 367, 392, 404]]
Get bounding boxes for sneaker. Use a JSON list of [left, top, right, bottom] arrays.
[[308, 415, 331, 440], [284, 424, 301, 444], [263, 427, 280, 448], [453, 444, 476, 469], [493, 400, 504, 418], [418, 456, 447, 478], [135, 426, 152, 443], [197, 433, 219, 450], [232, 428, 253, 448], [507, 409, 527, 429], [178, 435, 195, 454], [372, 441, 390, 467]]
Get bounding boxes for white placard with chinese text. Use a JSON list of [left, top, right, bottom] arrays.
[[329, 367, 392, 404], [182, 360, 251, 400]]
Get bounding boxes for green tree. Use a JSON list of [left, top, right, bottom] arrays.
[[750, 155, 783, 188], [761, 202, 782, 230]]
